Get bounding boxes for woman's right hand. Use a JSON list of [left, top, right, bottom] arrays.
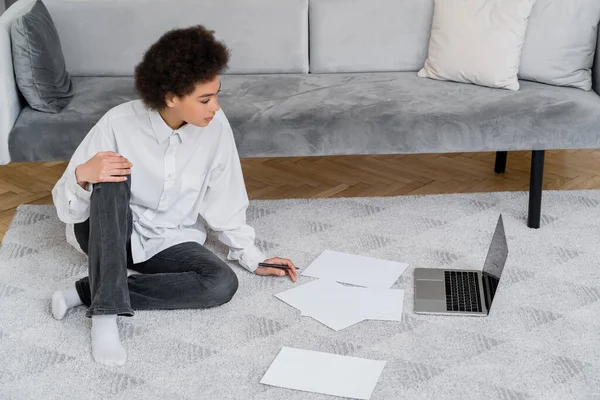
[[75, 151, 133, 187]]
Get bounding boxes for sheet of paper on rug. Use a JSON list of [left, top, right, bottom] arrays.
[[367, 289, 404, 321], [299, 290, 403, 322], [274, 278, 337, 313], [260, 347, 386, 400], [301, 284, 397, 331], [275, 280, 404, 330], [276, 279, 374, 330], [299, 285, 403, 319], [301, 250, 409, 288], [310, 286, 405, 323]]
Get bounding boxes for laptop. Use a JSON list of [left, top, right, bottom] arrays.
[[414, 215, 508, 316]]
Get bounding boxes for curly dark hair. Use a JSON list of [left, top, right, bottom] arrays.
[[134, 25, 230, 110]]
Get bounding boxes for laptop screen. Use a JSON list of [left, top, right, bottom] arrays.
[[482, 215, 509, 280]]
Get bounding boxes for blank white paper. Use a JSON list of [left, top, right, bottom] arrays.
[[260, 347, 386, 400], [369, 289, 404, 321], [303, 287, 404, 325], [276, 281, 404, 330], [301, 250, 409, 289], [303, 284, 392, 331], [276, 280, 374, 330], [275, 279, 340, 314]]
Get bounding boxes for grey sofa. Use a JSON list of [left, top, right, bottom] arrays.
[[2, 0, 600, 229]]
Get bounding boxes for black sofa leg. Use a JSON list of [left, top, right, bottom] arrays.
[[528, 150, 545, 229], [494, 151, 508, 173]]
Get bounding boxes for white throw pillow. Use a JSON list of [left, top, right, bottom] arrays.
[[418, 0, 537, 91]]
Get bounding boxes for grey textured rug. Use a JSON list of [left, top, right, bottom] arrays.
[[1, 191, 599, 400]]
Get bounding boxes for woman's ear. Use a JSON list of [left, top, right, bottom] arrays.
[[164, 92, 177, 108]]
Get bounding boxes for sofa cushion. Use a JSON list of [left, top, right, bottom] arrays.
[[9, 74, 600, 162], [309, 0, 434, 73], [10, 0, 73, 113], [418, 0, 536, 91], [519, 0, 600, 91], [9, 77, 136, 162], [43, 0, 309, 76]]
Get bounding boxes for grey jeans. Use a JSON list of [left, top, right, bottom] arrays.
[[73, 179, 239, 318]]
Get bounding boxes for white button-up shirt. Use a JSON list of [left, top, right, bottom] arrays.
[[52, 100, 265, 273]]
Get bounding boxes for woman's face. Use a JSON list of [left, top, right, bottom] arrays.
[[169, 76, 221, 128]]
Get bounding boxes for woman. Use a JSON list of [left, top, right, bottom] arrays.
[[51, 25, 297, 367]]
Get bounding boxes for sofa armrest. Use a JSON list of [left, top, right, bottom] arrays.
[[594, 25, 600, 95], [0, 0, 35, 165]]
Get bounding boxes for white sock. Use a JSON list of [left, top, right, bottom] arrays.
[[91, 314, 126, 367], [51, 286, 83, 320]]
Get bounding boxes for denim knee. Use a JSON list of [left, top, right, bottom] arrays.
[[209, 267, 239, 306], [92, 180, 131, 196]]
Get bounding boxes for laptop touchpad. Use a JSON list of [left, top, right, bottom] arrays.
[[416, 280, 446, 301], [414, 269, 444, 281]]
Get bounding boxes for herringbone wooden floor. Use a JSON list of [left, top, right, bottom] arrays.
[[1, 149, 600, 241]]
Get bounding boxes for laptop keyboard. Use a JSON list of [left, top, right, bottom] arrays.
[[445, 271, 482, 313]]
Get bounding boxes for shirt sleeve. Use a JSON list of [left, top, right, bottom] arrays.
[[198, 113, 266, 273], [51, 116, 116, 224]]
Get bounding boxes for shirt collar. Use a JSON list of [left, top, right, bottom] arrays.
[[177, 123, 195, 143], [149, 109, 195, 144]]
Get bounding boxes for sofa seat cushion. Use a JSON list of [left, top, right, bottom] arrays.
[[9, 73, 600, 162], [9, 77, 136, 161], [223, 73, 600, 157]]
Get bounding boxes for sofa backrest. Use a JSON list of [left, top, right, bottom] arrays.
[[44, 0, 309, 76], [309, 0, 434, 74]]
